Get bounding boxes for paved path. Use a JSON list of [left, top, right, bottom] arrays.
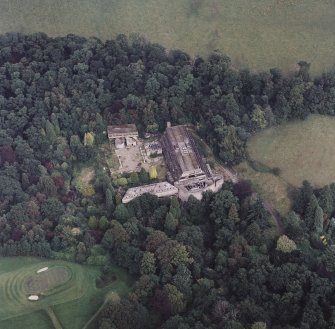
[[46, 307, 63, 329]]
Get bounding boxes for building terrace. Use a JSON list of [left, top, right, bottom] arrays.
[[122, 182, 178, 203]]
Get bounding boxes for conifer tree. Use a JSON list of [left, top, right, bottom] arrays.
[[304, 194, 318, 230], [51, 113, 60, 135], [165, 212, 179, 235], [323, 246, 335, 272], [318, 185, 333, 215], [45, 120, 57, 144], [294, 180, 313, 214], [170, 197, 181, 219], [314, 206, 324, 233], [228, 204, 240, 223], [105, 188, 115, 216]]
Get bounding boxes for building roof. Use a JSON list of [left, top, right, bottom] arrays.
[[122, 182, 178, 203], [107, 124, 138, 138], [161, 125, 210, 181], [167, 126, 199, 172]]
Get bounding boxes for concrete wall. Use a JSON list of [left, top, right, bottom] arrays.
[[178, 177, 224, 202], [122, 182, 178, 203]]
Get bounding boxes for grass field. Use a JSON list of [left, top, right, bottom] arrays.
[[248, 114, 335, 187], [0, 0, 334, 75], [235, 161, 292, 216], [241, 114, 335, 215], [0, 257, 133, 329]]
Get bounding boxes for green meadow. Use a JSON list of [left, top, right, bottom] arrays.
[[0, 257, 133, 329], [248, 115, 335, 188], [0, 0, 334, 75], [240, 114, 335, 215]]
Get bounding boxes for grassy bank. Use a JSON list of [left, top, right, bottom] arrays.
[[239, 114, 335, 216]]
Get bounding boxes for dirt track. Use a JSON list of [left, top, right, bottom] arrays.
[[262, 200, 285, 234]]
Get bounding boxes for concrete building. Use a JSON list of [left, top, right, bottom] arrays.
[[119, 123, 224, 204], [144, 141, 163, 157], [176, 176, 224, 201], [160, 125, 210, 182], [107, 124, 138, 148], [115, 138, 125, 149], [122, 182, 178, 203], [107, 124, 138, 140], [160, 124, 223, 201], [126, 136, 137, 147]]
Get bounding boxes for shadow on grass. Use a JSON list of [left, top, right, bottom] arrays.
[[247, 158, 281, 176]]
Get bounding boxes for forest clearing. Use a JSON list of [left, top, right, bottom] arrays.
[[241, 114, 335, 215]]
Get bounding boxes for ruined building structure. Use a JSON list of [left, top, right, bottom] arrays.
[[107, 124, 138, 148], [160, 124, 223, 201]]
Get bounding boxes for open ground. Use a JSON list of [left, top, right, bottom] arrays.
[[71, 165, 96, 197], [114, 141, 146, 173], [99, 139, 166, 177], [0, 257, 133, 329], [114, 140, 165, 173], [240, 114, 335, 216], [0, 0, 335, 75]]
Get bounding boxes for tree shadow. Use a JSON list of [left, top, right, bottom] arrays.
[[187, 0, 205, 17]]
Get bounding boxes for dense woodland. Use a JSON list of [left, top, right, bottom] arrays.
[[1, 32, 335, 328]]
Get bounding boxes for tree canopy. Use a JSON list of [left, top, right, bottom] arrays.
[[0, 32, 335, 329]]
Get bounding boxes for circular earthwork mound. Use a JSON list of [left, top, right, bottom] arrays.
[[24, 266, 72, 295]]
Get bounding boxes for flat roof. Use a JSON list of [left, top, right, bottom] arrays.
[[107, 124, 138, 136], [122, 182, 178, 203], [164, 125, 202, 174]]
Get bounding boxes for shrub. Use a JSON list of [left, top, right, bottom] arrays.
[[276, 235, 297, 253], [149, 166, 158, 180]]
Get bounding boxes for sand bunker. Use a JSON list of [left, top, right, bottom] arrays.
[[28, 295, 39, 301], [37, 267, 48, 273]]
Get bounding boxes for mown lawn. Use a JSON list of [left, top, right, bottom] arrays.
[[54, 266, 134, 329], [0, 0, 334, 75], [0, 310, 53, 329], [0, 257, 133, 329]]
